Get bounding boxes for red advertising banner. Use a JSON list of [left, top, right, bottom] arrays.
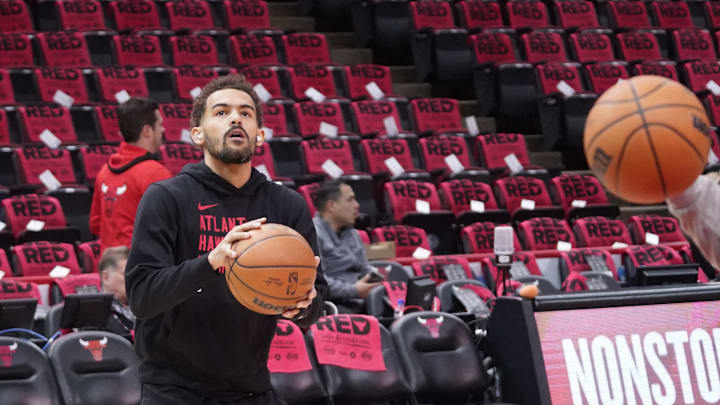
[[535, 301, 720, 405], [311, 314, 386, 371], [267, 320, 312, 373]]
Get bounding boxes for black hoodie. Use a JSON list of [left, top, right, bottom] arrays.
[[125, 162, 327, 396]]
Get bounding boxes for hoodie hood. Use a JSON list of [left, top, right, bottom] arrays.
[[179, 161, 268, 196], [108, 142, 160, 174]]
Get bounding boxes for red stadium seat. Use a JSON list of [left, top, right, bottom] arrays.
[[0, 278, 41, 300], [457, 0, 505, 30], [550, 174, 618, 218], [12, 241, 81, 277], [410, 98, 465, 135], [683, 60, 720, 93], [372, 225, 431, 258], [56, 0, 105, 31], [572, 216, 633, 248], [705, 2, 720, 30], [520, 30, 568, 64], [559, 247, 618, 280], [672, 29, 715, 61], [229, 35, 280, 66], [627, 215, 687, 244], [469, 31, 517, 64], [18, 105, 77, 144], [282, 33, 331, 65], [159, 143, 203, 176], [634, 60, 679, 82], [0, 0, 33, 33], [170, 35, 220, 66], [584, 61, 629, 94], [507, 1, 551, 29], [351, 100, 404, 137], [77, 240, 100, 273], [651, 0, 693, 29], [616, 31, 661, 62], [0, 34, 34, 68], [411, 256, 474, 285], [95, 66, 149, 102], [223, 0, 272, 31], [165, 0, 215, 31], [495, 176, 561, 220], [174, 66, 223, 102], [383, 179, 444, 223], [35, 67, 89, 105], [36, 32, 92, 67], [288, 64, 338, 101], [553, 0, 599, 30], [568, 31, 615, 64], [517, 216, 576, 250], [113, 35, 164, 67], [418, 135, 481, 178], [0, 109, 11, 144], [409, 1, 455, 31], [360, 138, 418, 176], [14, 146, 78, 186], [344, 64, 393, 100], [240, 65, 285, 100], [94, 106, 123, 142], [293, 101, 346, 138], [51, 273, 101, 304], [607, 1, 651, 30], [535, 62, 585, 96], [262, 100, 295, 137], [158, 103, 193, 142], [300, 137, 358, 176], [1, 194, 69, 239], [109, 0, 162, 31]]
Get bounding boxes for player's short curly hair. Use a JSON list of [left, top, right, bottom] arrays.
[[190, 74, 263, 129]]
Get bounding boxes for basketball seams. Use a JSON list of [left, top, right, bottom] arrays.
[[227, 268, 307, 301], [612, 125, 646, 196], [594, 80, 668, 105], [586, 104, 706, 151], [629, 80, 668, 196], [643, 123, 707, 162]]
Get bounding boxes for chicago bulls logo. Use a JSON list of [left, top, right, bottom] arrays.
[[417, 316, 444, 338], [0, 342, 18, 367], [79, 336, 108, 361], [101, 183, 127, 218]]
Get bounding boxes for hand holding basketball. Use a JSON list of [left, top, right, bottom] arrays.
[[207, 218, 267, 271]]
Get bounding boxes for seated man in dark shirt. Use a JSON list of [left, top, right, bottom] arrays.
[[312, 180, 382, 313], [99, 246, 135, 337]]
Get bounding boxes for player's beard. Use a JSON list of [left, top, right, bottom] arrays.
[[206, 125, 255, 164]]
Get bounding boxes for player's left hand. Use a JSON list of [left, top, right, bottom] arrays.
[[281, 257, 320, 319]]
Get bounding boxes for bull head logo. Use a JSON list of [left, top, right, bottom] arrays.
[[79, 336, 108, 361], [101, 183, 127, 218], [0, 342, 18, 367], [417, 316, 444, 338]]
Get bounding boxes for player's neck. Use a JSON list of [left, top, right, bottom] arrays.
[[204, 156, 252, 189]]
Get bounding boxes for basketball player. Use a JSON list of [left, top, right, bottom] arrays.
[[667, 172, 720, 274], [125, 75, 327, 405]]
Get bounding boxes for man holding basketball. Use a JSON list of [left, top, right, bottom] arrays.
[[125, 75, 327, 404]]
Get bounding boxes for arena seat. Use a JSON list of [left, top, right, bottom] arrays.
[[12, 241, 82, 277], [0, 337, 62, 405], [48, 330, 140, 405], [391, 311, 490, 404]]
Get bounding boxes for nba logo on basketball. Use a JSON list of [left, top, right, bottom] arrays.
[[286, 272, 298, 296]]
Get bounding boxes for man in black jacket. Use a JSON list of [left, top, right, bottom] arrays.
[[126, 75, 327, 405]]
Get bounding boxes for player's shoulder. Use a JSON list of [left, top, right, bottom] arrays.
[[265, 181, 305, 206]]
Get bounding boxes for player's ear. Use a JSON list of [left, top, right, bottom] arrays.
[[191, 127, 204, 146]]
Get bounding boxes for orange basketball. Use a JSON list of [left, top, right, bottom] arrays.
[[225, 223, 316, 315], [584, 75, 711, 204]]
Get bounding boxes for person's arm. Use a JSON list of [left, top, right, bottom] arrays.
[[667, 174, 720, 271], [89, 177, 101, 237], [284, 193, 327, 327], [124, 184, 218, 319]]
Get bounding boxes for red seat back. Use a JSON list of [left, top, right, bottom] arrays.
[[410, 1, 455, 30], [360, 138, 415, 175], [521, 31, 568, 64], [170, 35, 219, 66], [94, 106, 123, 141], [37, 32, 91, 67], [301, 138, 355, 175], [79, 144, 118, 184], [616, 31, 661, 62], [229, 35, 279, 65], [158, 103, 193, 142], [569, 32, 614, 64], [507, 1, 550, 29], [461, 222, 521, 253], [351, 100, 402, 137], [673, 29, 715, 61], [241, 66, 283, 100], [495, 176, 553, 213], [0, 0, 33, 33], [410, 98, 464, 134], [251, 142, 277, 179], [439, 179, 498, 214], [518, 217, 576, 250], [289, 64, 337, 100], [476, 132, 531, 170], [560, 248, 618, 279], [12, 241, 81, 277], [608, 1, 650, 29], [550, 174, 609, 212], [113, 35, 164, 67], [293, 101, 345, 138], [684, 61, 720, 93], [536, 63, 584, 96], [282, 33, 331, 65], [223, 0, 271, 31], [634, 61, 678, 82], [174, 66, 221, 101], [159, 143, 203, 175], [458, 1, 504, 30], [1, 194, 67, 238], [166, 0, 214, 31], [95, 66, 149, 102], [554, 0, 598, 30], [371, 225, 431, 258], [651, 1, 693, 29], [573, 216, 632, 247], [57, 0, 105, 31], [344, 64, 393, 100], [0, 34, 33, 67], [384, 180, 443, 223], [110, 0, 162, 31], [15, 146, 77, 185], [470, 32, 516, 64], [585, 62, 629, 94], [419, 135, 473, 173], [19, 105, 77, 143], [35, 67, 89, 104]]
